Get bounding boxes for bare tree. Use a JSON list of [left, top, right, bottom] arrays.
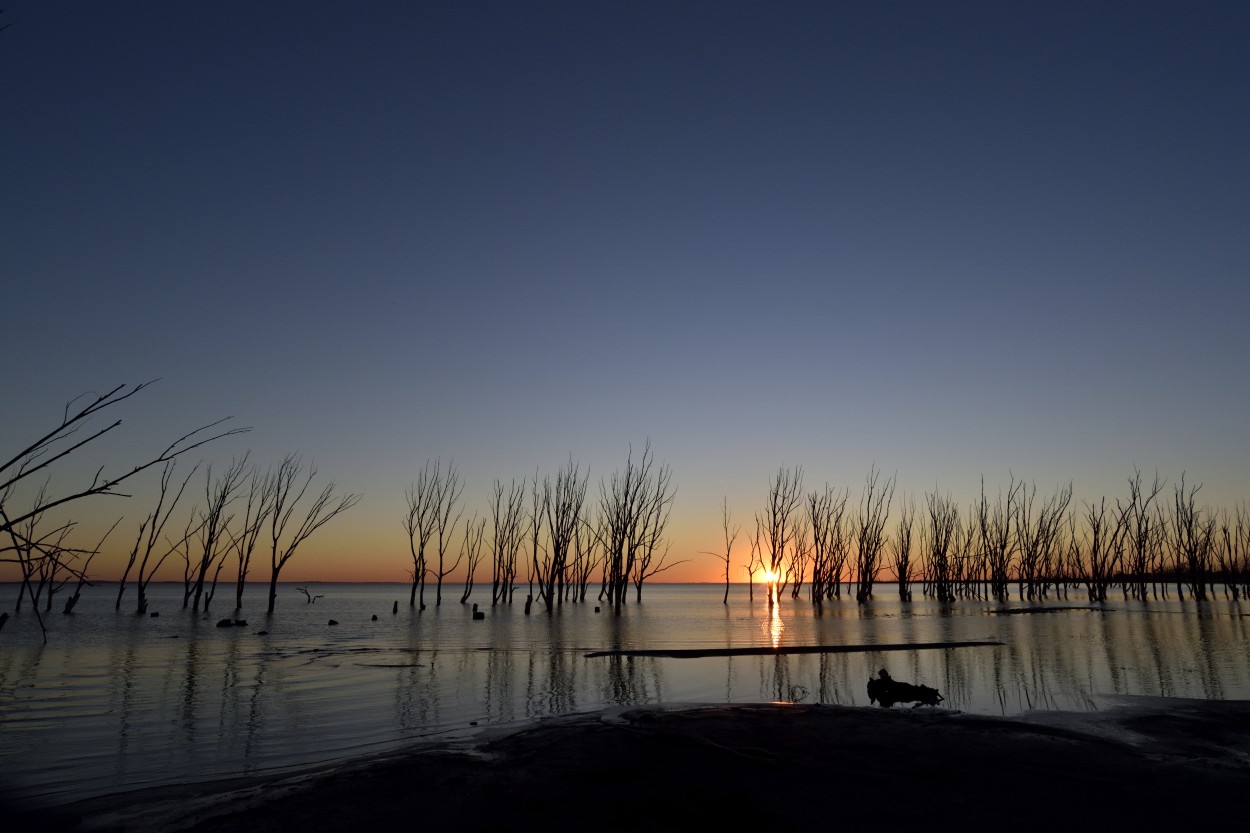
[[1171, 475, 1216, 601], [132, 461, 202, 615], [853, 467, 895, 603], [890, 497, 916, 601], [296, 586, 324, 604], [702, 497, 740, 605], [631, 454, 678, 602], [186, 456, 249, 611], [229, 466, 272, 610], [431, 461, 464, 607], [266, 454, 359, 615], [537, 459, 588, 613], [1015, 481, 1073, 600], [924, 492, 959, 602], [746, 519, 763, 602], [973, 476, 1020, 601], [1, 382, 245, 636], [458, 514, 487, 604], [488, 479, 526, 605], [403, 461, 441, 609], [758, 466, 803, 605]]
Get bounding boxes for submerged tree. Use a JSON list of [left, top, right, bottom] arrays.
[[853, 467, 895, 603], [1, 382, 244, 639], [703, 497, 740, 605], [758, 466, 803, 605], [431, 461, 465, 607], [229, 466, 273, 610], [537, 459, 588, 613], [599, 443, 677, 610], [186, 456, 250, 612], [488, 478, 526, 605], [458, 514, 487, 604], [403, 461, 441, 609], [890, 497, 916, 601], [266, 454, 359, 615]]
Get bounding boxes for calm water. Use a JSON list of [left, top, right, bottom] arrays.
[[2, 582, 1249, 804]]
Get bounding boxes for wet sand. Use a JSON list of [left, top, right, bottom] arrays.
[[24, 696, 1250, 832]]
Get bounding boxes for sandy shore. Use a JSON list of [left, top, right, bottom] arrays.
[[20, 696, 1250, 832]]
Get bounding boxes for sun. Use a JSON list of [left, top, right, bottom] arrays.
[[760, 568, 780, 584]]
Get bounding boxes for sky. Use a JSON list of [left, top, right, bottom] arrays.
[[2, 1, 1248, 584]]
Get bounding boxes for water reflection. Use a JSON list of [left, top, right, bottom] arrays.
[[4, 583, 1250, 804]]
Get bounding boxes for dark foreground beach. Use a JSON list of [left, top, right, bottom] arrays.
[[19, 697, 1250, 832]]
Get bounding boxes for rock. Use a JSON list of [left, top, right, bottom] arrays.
[[392, 601, 398, 614], [372, 614, 378, 621], [256, 630, 269, 635], [216, 618, 234, 628], [150, 612, 160, 617], [233, 619, 247, 627], [328, 619, 339, 626]]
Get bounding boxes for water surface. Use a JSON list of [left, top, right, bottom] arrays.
[[2, 582, 1248, 803]]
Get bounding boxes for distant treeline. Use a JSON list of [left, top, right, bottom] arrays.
[[742, 467, 1249, 606]]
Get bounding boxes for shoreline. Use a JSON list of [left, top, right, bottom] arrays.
[[29, 695, 1250, 832]]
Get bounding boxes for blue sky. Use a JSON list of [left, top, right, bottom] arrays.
[[3, 1, 1248, 581]]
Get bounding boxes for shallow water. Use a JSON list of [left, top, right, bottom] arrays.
[[2, 582, 1249, 803]]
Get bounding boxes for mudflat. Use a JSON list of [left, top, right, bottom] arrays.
[[35, 697, 1250, 832]]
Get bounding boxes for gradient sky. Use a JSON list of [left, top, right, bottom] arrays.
[[3, 1, 1248, 583]]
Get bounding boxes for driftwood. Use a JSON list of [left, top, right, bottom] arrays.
[[867, 669, 943, 708]]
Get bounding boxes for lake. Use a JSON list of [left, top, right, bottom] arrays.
[[2, 581, 1249, 805]]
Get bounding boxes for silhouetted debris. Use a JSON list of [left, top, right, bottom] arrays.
[[328, 619, 339, 626], [255, 630, 268, 635], [867, 669, 943, 708], [472, 603, 484, 620], [216, 618, 234, 628], [586, 640, 1001, 658], [149, 612, 159, 617], [991, 606, 1094, 615], [372, 614, 379, 621]]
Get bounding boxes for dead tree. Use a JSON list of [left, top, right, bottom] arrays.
[[458, 514, 487, 603], [853, 468, 895, 603], [296, 586, 324, 603], [599, 443, 675, 610], [1171, 476, 1216, 601], [125, 460, 201, 615], [924, 492, 959, 602], [890, 497, 916, 601], [537, 459, 588, 612], [1082, 497, 1126, 602], [975, 476, 1020, 602], [187, 456, 249, 611], [266, 454, 359, 615], [431, 461, 465, 607], [229, 466, 272, 610], [702, 497, 740, 605], [488, 479, 526, 605], [808, 484, 850, 602], [758, 466, 803, 605], [746, 520, 762, 601], [630, 454, 678, 602], [1121, 470, 1164, 601], [1015, 482, 1073, 600], [1, 382, 244, 638], [403, 461, 441, 609]]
